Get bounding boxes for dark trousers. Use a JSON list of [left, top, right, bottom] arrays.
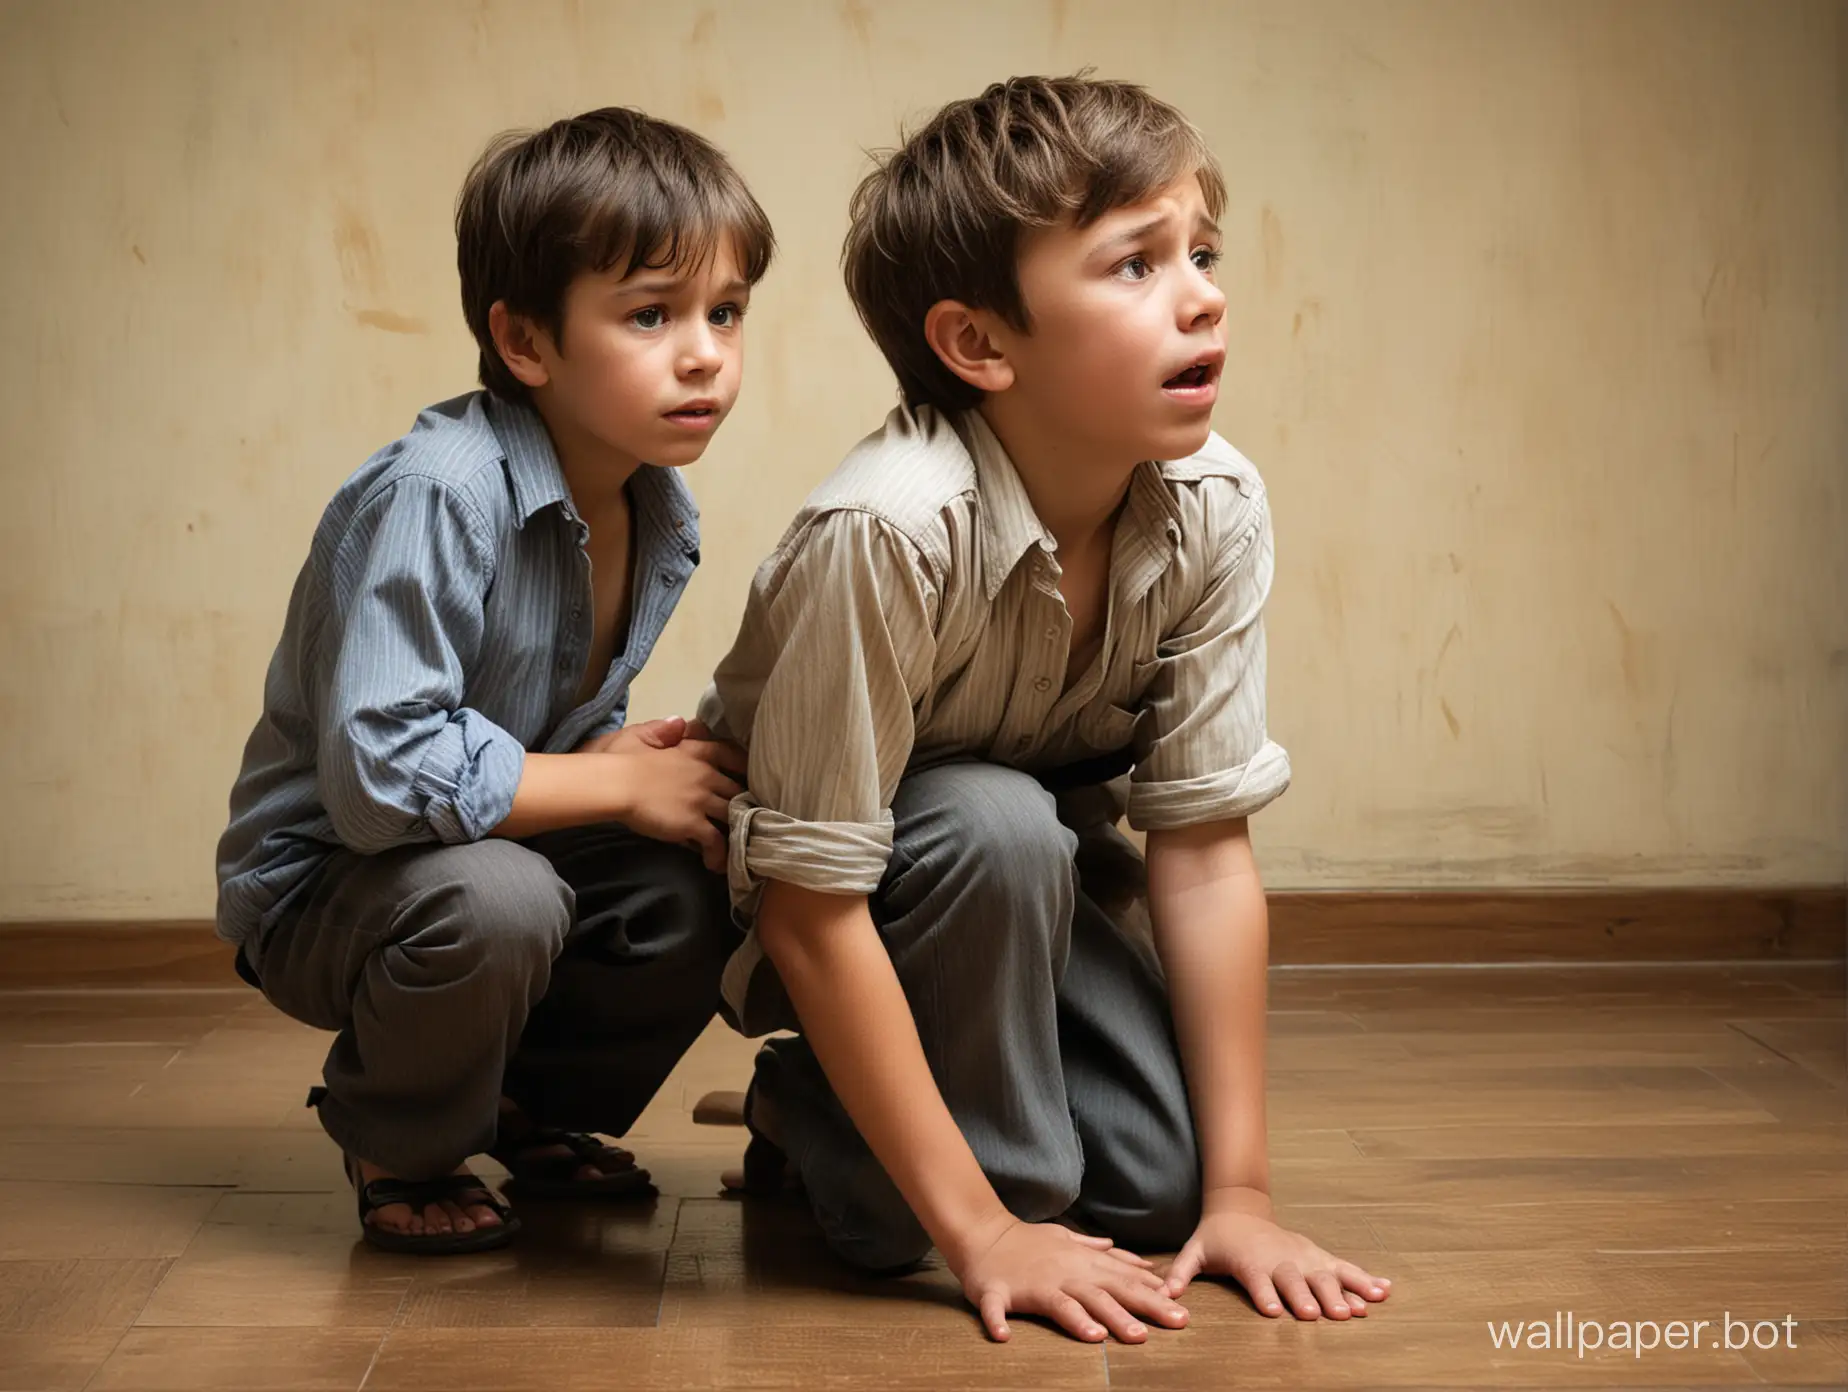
[[245, 823, 736, 1178], [747, 762, 1202, 1271]]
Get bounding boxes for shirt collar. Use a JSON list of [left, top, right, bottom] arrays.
[[628, 459, 702, 559], [481, 393, 571, 527], [959, 410, 1057, 601], [960, 410, 1184, 600], [1113, 459, 1185, 608], [482, 392, 700, 556], [1128, 457, 1185, 542]]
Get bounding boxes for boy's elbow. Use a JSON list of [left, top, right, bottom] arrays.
[[319, 741, 427, 855], [323, 790, 420, 856], [755, 886, 814, 966], [755, 879, 861, 969]]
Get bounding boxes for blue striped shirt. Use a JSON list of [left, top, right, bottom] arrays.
[[214, 390, 701, 945]]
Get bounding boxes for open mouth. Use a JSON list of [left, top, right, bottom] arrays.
[[664, 403, 719, 425], [1162, 362, 1215, 389]]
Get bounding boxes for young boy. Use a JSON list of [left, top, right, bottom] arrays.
[[215, 108, 772, 1254], [698, 77, 1390, 1340]]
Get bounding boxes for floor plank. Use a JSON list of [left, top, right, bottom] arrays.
[[135, 1192, 415, 1329], [366, 1325, 1108, 1391], [86, 1327, 385, 1391], [1101, 1307, 1767, 1387], [1350, 1119, 1848, 1160], [0, 1182, 220, 1261], [1362, 1198, 1847, 1253], [0, 1333, 126, 1392]]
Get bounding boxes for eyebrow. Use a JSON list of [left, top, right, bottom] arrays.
[[620, 277, 750, 298], [1093, 213, 1223, 256], [1096, 216, 1169, 254]]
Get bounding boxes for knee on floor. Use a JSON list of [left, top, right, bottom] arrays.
[[1090, 1148, 1204, 1254]]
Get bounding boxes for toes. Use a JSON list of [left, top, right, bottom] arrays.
[[368, 1203, 414, 1235], [442, 1200, 476, 1234]]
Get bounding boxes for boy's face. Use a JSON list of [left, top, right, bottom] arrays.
[[997, 174, 1226, 465], [511, 238, 751, 471]]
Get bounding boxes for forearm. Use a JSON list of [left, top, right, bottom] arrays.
[[490, 752, 623, 839], [756, 878, 1011, 1269], [1147, 820, 1272, 1207]]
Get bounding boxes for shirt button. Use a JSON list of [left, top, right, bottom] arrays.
[[660, 572, 675, 587], [1044, 627, 1057, 641], [1033, 676, 1051, 692]]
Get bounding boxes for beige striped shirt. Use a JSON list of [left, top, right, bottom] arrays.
[[698, 405, 1291, 1028]]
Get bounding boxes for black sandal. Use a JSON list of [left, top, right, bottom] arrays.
[[307, 1088, 520, 1254], [488, 1125, 656, 1202], [342, 1155, 520, 1254]]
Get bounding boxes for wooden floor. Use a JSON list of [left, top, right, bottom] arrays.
[[0, 964, 1842, 1391]]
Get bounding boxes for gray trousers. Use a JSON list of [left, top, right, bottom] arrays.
[[751, 762, 1203, 1271], [246, 822, 736, 1178]]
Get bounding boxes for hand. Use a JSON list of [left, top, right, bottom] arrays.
[[1163, 1188, 1391, 1320], [582, 717, 747, 872], [576, 715, 691, 755], [951, 1214, 1190, 1345]]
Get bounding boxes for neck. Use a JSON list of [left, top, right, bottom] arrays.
[[976, 397, 1136, 553], [533, 394, 643, 518]]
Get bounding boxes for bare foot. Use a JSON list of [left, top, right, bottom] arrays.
[[715, 1088, 799, 1194], [351, 1159, 506, 1237]]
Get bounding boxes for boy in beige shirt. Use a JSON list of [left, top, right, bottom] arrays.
[[699, 75, 1390, 1342]]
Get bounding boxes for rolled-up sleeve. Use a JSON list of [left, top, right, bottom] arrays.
[[714, 510, 937, 907], [317, 478, 525, 854], [1128, 483, 1291, 830]]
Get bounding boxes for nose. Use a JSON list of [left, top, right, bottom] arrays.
[[677, 320, 724, 378], [1179, 263, 1226, 331]]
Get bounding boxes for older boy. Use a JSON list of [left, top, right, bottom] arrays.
[[700, 77, 1389, 1339], [216, 108, 771, 1253]]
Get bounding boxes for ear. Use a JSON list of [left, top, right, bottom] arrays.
[[923, 299, 1016, 395], [488, 300, 554, 391]]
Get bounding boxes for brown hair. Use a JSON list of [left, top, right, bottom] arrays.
[[843, 74, 1225, 412], [456, 107, 775, 403]]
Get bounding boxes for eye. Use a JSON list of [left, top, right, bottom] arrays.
[[1192, 246, 1223, 274], [630, 306, 666, 330], [709, 302, 745, 328], [1116, 256, 1152, 282]]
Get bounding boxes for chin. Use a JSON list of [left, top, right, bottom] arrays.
[[1140, 421, 1214, 463], [641, 431, 714, 468]]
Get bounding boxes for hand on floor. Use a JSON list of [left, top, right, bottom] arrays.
[[954, 1215, 1191, 1344], [1163, 1187, 1391, 1320]]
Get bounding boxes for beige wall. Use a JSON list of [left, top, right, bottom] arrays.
[[1, 0, 1841, 920]]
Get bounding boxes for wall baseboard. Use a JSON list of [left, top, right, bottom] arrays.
[[0, 889, 1840, 989], [1264, 888, 1844, 965]]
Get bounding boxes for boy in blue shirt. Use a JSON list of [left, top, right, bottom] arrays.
[[216, 108, 772, 1253]]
